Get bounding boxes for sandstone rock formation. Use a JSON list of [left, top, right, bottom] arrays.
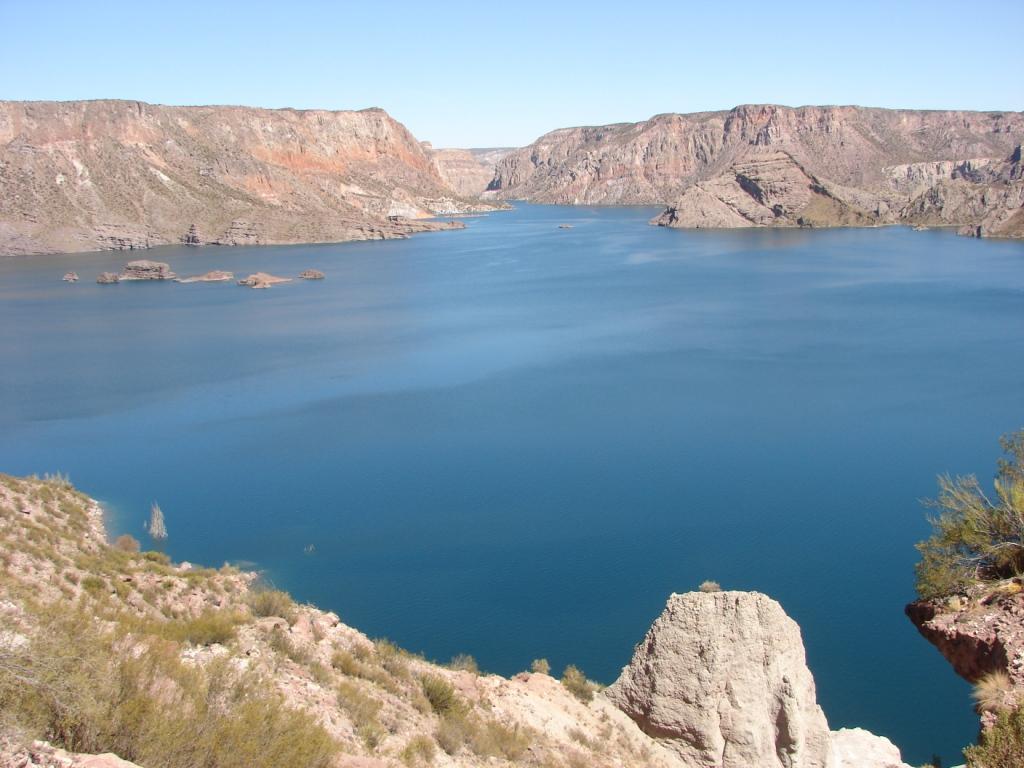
[[298, 268, 325, 279], [62, 271, 77, 282], [605, 591, 911, 768], [0, 100, 492, 256], [490, 105, 1024, 237], [606, 591, 833, 767], [829, 729, 910, 768], [95, 272, 119, 284], [118, 259, 176, 280], [237, 272, 292, 289]]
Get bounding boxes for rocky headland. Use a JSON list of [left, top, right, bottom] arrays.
[[0, 100, 495, 256], [0, 474, 911, 768], [488, 105, 1024, 238]]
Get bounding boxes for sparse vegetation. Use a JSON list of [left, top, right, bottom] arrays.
[[699, 580, 722, 593], [114, 534, 140, 553], [916, 430, 1024, 600], [448, 653, 479, 673], [0, 609, 338, 768], [247, 588, 298, 624], [400, 734, 437, 766], [421, 674, 463, 716], [561, 664, 597, 703], [336, 680, 385, 750], [531, 657, 551, 675], [964, 705, 1024, 767], [973, 671, 1016, 714]]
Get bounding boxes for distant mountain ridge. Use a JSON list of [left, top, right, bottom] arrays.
[[0, 100, 494, 256], [488, 105, 1024, 237]]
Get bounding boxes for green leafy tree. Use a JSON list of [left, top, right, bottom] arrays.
[[915, 430, 1024, 600]]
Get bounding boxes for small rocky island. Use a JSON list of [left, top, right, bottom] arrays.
[[299, 269, 325, 280], [119, 259, 176, 280], [62, 271, 78, 282], [96, 271, 119, 284], [237, 272, 293, 289], [177, 270, 234, 283]]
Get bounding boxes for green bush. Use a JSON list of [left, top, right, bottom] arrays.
[[421, 674, 462, 716], [142, 551, 171, 566], [561, 665, 596, 703], [915, 430, 1024, 599], [247, 588, 297, 624], [165, 610, 239, 646], [965, 705, 1024, 767]]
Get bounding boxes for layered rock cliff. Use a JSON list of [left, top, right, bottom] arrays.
[[488, 105, 1024, 237], [0, 100, 493, 256], [0, 475, 910, 768], [426, 146, 514, 198]]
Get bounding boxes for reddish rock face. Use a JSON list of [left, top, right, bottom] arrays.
[[0, 100, 483, 256], [907, 591, 1024, 685]]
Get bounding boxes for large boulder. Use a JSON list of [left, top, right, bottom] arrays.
[[605, 591, 833, 768]]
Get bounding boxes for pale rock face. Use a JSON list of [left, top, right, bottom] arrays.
[[829, 728, 912, 768], [606, 591, 833, 768], [492, 105, 1024, 236]]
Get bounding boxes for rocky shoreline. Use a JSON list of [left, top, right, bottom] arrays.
[[0, 474, 913, 768]]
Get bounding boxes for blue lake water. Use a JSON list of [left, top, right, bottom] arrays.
[[2, 204, 1023, 763]]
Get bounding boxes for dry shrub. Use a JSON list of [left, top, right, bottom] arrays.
[[561, 665, 596, 703], [699, 580, 721, 593], [114, 535, 140, 553], [247, 588, 297, 624], [973, 670, 1016, 714], [400, 734, 436, 766], [0, 608, 338, 768]]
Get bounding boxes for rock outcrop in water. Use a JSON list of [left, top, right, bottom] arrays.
[[489, 105, 1024, 238], [0, 100, 497, 256], [118, 259, 176, 280], [237, 272, 292, 289], [607, 591, 911, 768]]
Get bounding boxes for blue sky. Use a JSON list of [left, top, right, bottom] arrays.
[[1, 0, 1021, 147]]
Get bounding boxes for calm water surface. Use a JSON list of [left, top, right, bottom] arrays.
[[2, 204, 1023, 763]]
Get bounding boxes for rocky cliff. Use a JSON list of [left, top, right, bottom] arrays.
[[426, 146, 514, 198], [0, 475, 910, 768], [488, 105, 1024, 237], [908, 581, 1024, 730], [0, 100, 495, 256]]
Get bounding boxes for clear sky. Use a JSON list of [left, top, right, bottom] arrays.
[[1, 0, 1021, 148]]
